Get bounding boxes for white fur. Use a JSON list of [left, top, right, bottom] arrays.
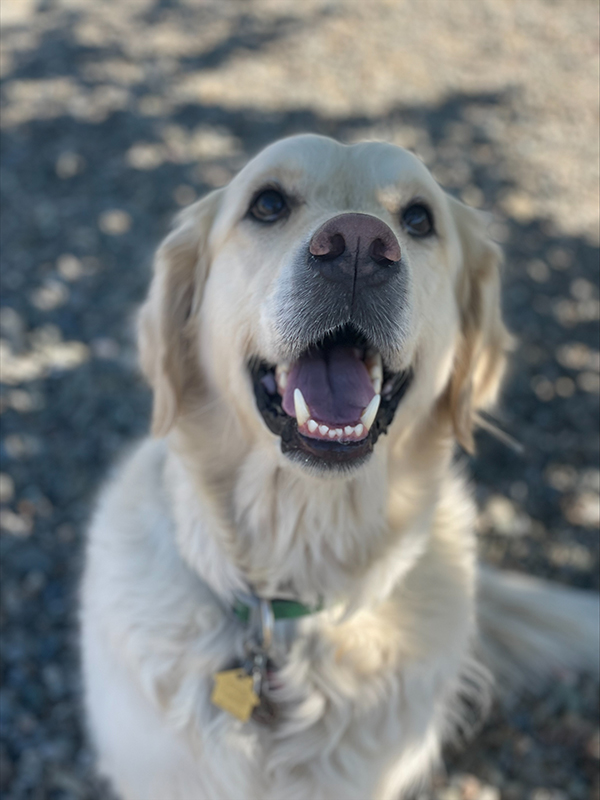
[[81, 135, 599, 800]]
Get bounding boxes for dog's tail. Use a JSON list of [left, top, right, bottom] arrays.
[[476, 566, 600, 690]]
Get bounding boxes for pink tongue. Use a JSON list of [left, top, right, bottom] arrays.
[[282, 346, 375, 425]]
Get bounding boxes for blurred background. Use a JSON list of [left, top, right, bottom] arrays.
[[0, 1, 598, 798]]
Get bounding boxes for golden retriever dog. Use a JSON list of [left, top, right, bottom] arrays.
[[81, 135, 599, 800]]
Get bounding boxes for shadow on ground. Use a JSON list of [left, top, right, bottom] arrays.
[[1, 4, 598, 799]]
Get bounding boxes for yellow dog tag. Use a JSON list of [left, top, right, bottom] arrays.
[[211, 668, 260, 722]]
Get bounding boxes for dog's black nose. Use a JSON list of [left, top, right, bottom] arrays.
[[308, 213, 401, 288]]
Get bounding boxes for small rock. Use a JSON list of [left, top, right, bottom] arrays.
[[57, 254, 84, 281], [91, 337, 120, 360], [0, 472, 15, 503], [55, 151, 86, 179], [0, 509, 33, 536], [30, 279, 69, 311], [98, 209, 132, 235]]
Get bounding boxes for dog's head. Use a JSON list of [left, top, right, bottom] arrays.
[[139, 135, 509, 473]]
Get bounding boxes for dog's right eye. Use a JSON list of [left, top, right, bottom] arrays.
[[249, 189, 288, 223]]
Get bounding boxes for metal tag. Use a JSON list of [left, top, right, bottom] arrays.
[[212, 597, 280, 724], [243, 646, 278, 725], [211, 668, 260, 722]]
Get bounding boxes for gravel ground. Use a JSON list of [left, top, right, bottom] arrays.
[[1, 1, 598, 798]]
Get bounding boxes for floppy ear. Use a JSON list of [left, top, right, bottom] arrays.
[[138, 190, 222, 437], [445, 197, 512, 452]]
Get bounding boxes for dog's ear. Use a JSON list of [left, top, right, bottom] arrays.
[[445, 197, 512, 452], [138, 190, 222, 437]]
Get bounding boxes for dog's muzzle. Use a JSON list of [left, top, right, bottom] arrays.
[[273, 213, 410, 365], [249, 213, 413, 471]]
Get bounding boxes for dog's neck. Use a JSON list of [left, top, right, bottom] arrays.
[[165, 412, 453, 613]]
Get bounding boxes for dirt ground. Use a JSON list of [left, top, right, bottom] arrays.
[[1, 1, 599, 798]]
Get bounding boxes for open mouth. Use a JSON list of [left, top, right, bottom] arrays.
[[249, 325, 413, 469]]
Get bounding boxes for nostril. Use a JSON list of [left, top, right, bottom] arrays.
[[325, 233, 345, 260], [310, 232, 346, 260], [369, 237, 401, 265]]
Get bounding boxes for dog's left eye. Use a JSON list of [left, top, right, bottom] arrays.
[[249, 189, 288, 223], [402, 204, 434, 237]]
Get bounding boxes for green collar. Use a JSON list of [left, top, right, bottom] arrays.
[[232, 597, 323, 624]]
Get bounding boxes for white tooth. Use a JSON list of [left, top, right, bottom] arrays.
[[335, 428, 343, 437], [319, 424, 329, 436], [294, 388, 310, 426], [328, 429, 337, 438], [307, 419, 318, 433], [382, 379, 394, 398], [344, 426, 354, 435], [275, 365, 288, 389], [360, 394, 380, 431], [365, 350, 382, 370], [354, 423, 364, 437], [366, 353, 383, 394]]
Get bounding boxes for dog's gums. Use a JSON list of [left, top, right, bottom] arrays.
[[250, 325, 413, 469]]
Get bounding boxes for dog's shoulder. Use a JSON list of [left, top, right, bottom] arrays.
[[87, 437, 170, 552], [83, 438, 217, 629]]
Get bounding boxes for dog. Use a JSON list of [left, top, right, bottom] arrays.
[[81, 134, 599, 800]]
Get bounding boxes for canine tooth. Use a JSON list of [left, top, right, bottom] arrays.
[[344, 426, 354, 435], [328, 429, 337, 438], [319, 424, 329, 436], [372, 377, 382, 394], [360, 394, 380, 431], [354, 423, 364, 437], [307, 419, 318, 433], [293, 388, 310, 426]]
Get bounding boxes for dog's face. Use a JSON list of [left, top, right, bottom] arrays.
[[139, 135, 509, 474]]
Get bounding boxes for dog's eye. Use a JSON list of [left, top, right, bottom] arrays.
[[402, 204, 434, 237], [249, 189, 288, 223]]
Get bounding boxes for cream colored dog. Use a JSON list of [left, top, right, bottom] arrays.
[[81, 135, 599, 800]]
